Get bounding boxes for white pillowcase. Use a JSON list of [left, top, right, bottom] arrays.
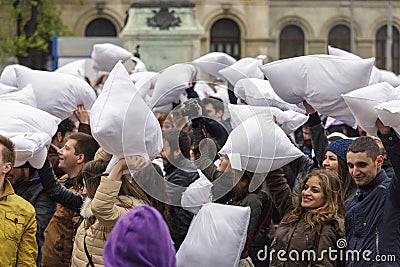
[[131, 56, 147, 73], [55, 59, 86, 80], [12, 132, 51, 168], [375, 100, 400, 136], [228, 104, 308, 135], [15, 67, 96, 121], [149, 63, 196, 108], [192, 52, 237, 78], [0, 83, 19, 94], [0, 83, 37, 107], [91, 43, 133, 72], [0, 64, 31, 87], [176, 203, 250, 267], [328, 45, 381, 85], [90, 61, 162, 160], [218, 57, 265, 86], [380, 69, 400, 87], [342, 82, 400, 135], [219, 112, 303, 175], [234, 78, 305, 113], [259, 54, 375, 128], [130, 71, 159, 99], [181, 173, 213, 215], [0, 100, 60, 138]]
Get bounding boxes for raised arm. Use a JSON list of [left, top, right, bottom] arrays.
[[265, 168, 293, 217]]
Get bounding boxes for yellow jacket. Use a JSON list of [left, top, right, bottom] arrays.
[[0, 179, 37, 266]]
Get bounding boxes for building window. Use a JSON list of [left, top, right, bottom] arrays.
[[279, 25, 304, 59], [85, 18, 117, 37], [328, 25, 351, 52], [376, 25, 400, 74], [210, 19, 241, 59]]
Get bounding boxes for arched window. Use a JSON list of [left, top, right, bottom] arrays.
[[329, 25, 351, 52], [210, 19, 241, 59], [376, 25, 400, 73], [280, 25, 304, 59], [85, 18, 117, 37]]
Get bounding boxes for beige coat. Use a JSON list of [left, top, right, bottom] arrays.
[[71, 177, 144, 267]]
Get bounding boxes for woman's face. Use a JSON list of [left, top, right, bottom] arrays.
[[322, 151, 339, 174], [217, 155, 230, 172], [301, 176, 325, 209]]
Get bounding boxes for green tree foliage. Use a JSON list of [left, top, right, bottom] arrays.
[[0, 0, 77, 68]]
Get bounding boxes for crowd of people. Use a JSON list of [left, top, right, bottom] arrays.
[[0, 48, 399, 267]]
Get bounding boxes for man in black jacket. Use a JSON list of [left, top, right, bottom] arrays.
[[161, 129, 199, 250]]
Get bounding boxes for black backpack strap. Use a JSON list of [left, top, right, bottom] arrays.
[[84, 233, 95, 267]]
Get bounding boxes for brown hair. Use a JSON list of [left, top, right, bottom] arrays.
[[82, 160, 109, 199], [285, 169, 344, 235], [0, 134, 15, 177]]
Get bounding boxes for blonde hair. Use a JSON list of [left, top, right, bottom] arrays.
[[285, 169, 344, 235]]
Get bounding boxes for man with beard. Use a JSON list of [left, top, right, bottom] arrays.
[[9, 162, 57, 267]]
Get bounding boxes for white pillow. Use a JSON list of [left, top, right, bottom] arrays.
[[176, 203, 250, 267], [380, 69, 400, 87], [375, 100, 400, 136], [259, 55, 375, 128], [218, 57, 265, 86], [91, 43, 133, 72], [12, 132, 51, 168], [0, 83, 19, 94], [228, 104, 308, 135], [234, 78, 305, 113], [219, 112, 303, 175], [328, 45, 381, 85], [131, 56, 147, 73], [0, 83, 37, 107], [15, 67, 96, 121], [0, 100, 60, 138], [181, 172, 213, 215], [0, 64, 31, 87], [90, 61, 162, 160], [55, 59, 86, 80], [192, 52, 237, 78], [130, 71, 159, 99], [342, 82, 400, 135], [150, 63, 196, 108]]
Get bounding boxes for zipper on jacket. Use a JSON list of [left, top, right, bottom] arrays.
[[375, 226, 379, 256]]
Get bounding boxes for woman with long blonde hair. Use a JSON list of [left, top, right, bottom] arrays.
[[267, 168, 345, 267]]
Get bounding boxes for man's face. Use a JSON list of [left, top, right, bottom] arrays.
[[205, 103, 218, 121], [8, 167, 29, 185], [161, 139, 172, 167], [347, 151, 383, 186], [58, 139, 80, 173]]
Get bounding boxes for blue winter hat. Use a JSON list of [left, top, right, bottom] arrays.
[[324, 138, 354, 163], [103, 205, 176, 267]]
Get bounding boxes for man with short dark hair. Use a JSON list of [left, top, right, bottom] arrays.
[[0, 134, 37, 266], [161, 129, 199, 250], [202, 96, 232, 132], [345, 121, 400, 266]]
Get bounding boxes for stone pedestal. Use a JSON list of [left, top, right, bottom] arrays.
[[121, 1, 204, 72]]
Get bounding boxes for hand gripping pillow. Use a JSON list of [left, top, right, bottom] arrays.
[[150, 63, 196, 108], [228, 104, 308, 135], [218, 57, 265, 86], [219, 112, 303, 175], [15, 67, 96, 121], [259, 55, 375, 128], [181, 173, 213, 215], [176, 203, 250, 267], [90, 61, 162, 160], [0, 83, 37, 107], [0, 64, 31, 87], [328, 45, 381, 85], [375, 100, 400, 136], [0, 100, 60, 138], [379, 69, 400, 87], [192, 52, 237, 78], [234, 78, 305, 113], [55, 59, 86, 80], [11, 132, 51, 169], [91, 43, 133, 72], [342, 82, 400, 135]]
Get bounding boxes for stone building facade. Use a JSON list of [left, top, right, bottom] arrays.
[[55, 0, 400, 72]]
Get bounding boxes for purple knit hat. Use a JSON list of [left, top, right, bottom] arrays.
[[324, 138, 354, 163], [103, 205, 176, 267]]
